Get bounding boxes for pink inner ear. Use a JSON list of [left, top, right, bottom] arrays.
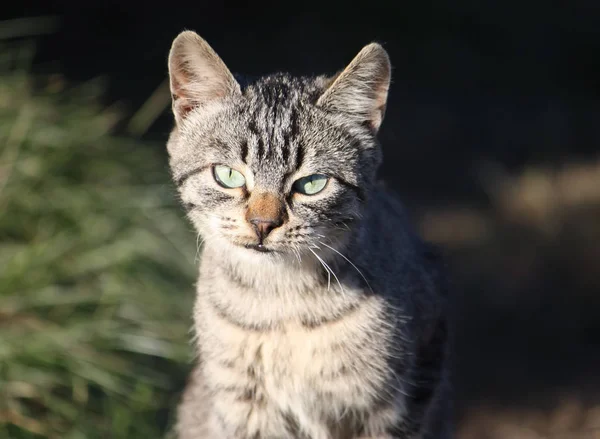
[[168, 34, 242, 124], [170, 67, 197, 120], [174, 99, 195, 119], [170, 65, 190, 99]]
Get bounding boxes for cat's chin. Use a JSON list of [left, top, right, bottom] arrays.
[[243, 243, 274, 253], [205, 234, 300, 261]]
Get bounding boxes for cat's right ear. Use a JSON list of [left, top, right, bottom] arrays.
[[168, 31, 241, 125], [317, 43, 391, 133]]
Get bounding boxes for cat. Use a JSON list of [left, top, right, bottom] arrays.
[[166, 30, 453, 439]]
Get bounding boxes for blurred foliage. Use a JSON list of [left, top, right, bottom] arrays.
[[0, 42, 196, 439]]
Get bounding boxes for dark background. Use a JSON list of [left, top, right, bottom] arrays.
[[9, 0, 600, 205], [6, 1, 600, 436]]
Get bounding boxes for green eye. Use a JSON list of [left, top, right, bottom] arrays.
[[293, 174, 329, 195], [213, 165, 246, 188]]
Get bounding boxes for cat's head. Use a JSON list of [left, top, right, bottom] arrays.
[[167, 31, 391, 260]]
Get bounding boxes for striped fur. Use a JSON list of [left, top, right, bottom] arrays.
[[166, 31, 453, 439]]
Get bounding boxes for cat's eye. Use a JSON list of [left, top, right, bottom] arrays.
[[293, 174, 329, 195], [213, 165, 246, 188]]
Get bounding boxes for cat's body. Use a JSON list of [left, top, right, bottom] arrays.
[[166, 31, 452, 439]]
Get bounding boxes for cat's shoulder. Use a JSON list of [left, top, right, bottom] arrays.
[[369, 180, 412, 224], [369, 180, 448, 273]]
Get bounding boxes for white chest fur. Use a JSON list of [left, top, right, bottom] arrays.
[[195, 291, 403, 439]]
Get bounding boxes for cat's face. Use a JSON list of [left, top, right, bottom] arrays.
[[167, 32, 390, 260]]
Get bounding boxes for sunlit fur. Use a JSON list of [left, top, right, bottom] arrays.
[[167, 30, 452, 439]]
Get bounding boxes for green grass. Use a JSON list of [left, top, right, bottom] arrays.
[[0, 43, 196, 439]]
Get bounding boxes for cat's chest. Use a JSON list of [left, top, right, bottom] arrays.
[[199, 296, 394, 418]]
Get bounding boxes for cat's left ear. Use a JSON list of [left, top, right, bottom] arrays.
[[317, 43, 391, 133], [168, 31, 241, 125]]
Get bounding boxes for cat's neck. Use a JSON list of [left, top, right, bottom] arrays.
[[201, 240, 330, 293], [198, 239, 371, 329]]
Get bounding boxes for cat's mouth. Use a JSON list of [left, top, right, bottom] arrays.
[[243, 243, 274, 253]]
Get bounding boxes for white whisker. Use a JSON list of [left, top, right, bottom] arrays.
[[293, 246, 302, 265], [318, 240, 374, 294], [309, 247, 331, 290], [195, 232, 202, 262], [309, 246, 344, 294]]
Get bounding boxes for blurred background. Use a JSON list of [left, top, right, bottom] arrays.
[[1, 1, 599, 438]]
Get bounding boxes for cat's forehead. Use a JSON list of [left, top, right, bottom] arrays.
[[244, 76, 306, 145], [242, 73, 325, 105], [177, 73, 362, 188], [240, 75, 321, 138], [232, 74, 329, 180]]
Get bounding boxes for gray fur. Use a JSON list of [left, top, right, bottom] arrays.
[[166, 30, 453, 439]]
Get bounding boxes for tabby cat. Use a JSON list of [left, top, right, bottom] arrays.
[[166, 30, 452, 439]]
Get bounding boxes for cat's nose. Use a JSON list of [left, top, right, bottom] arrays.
[[245, 192, 286, 244], [249, 217, 282, 243]]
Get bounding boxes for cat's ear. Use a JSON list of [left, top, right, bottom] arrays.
[[317, 43, 391, 133], [168, 31, 241, 125]]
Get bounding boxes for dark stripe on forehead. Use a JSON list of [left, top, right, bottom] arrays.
[[240, 140, 249, 163], [252, 77, 304, 164], [247, 119, 263, 163], [294, 142, 304, 171], [247, 118, 260, 136], [285, 107, 303, 170], [282, 119, 297, 148], [267, 87, 291, 162], [267, 98, 280, 162], [257, 137, 265, 163], [289, 107, 300, 138]]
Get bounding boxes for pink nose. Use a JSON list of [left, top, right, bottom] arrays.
[[249, 217, 282, 243]]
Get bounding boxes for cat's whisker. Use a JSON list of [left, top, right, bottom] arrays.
[[318, 240, 374, 295], [385, 367, 414, 400], [195, 232, 202, 262], [308, 247, 331, 291], [343, 222, 351, 231], [309, 246, 345, 294], [292, 246, 302, 265], [195, 229, 228, 258]]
